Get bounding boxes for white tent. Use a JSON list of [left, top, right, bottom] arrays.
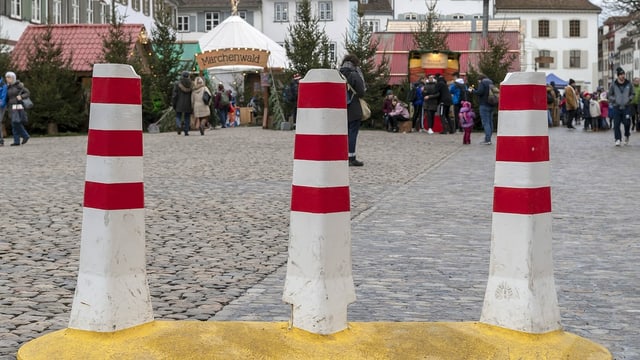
[[198, 16, 290, 71]]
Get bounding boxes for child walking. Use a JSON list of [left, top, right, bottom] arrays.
[[459, 100, 475, 144]]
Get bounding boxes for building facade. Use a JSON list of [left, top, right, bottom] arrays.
[[0, 0, 176, 49], [494, 0, 601, 91], [3, 0, 621, 90]]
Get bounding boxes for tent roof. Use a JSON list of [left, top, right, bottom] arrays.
[[546, 73, 568, 87], [198, 16, 289, 70]]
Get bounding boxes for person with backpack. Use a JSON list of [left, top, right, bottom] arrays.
[[449, 72, 468, 132], [215, 83, 230, 128], [471, 74, 496, 145], [172, 71, 193, 136], [191, 76, 212, 135]]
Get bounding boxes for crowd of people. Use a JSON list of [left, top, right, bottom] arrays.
[[557, 67, 639, 146], [171, 71, 242, 136], [382, 71, 497, 145], [378, 67, 640, 148]]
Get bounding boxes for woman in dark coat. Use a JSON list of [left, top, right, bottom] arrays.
[[5, 71, 30, 146], [339, 54, 366, 167], [172, 71, 193, 136]]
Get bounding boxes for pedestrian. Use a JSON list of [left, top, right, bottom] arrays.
[[581, 91, 593, 131], [608, 67, 635, 146], [382, 89, 394, 131], [423, 74, 438, 134], [409, 78, 425, 132], [191, 76, 212, 135], [598, 90, 610, 129], [285, 74, 300, 123], [387, 96, 410, 132], [564, 79, 579, 129], [339, 53, 366, 167], [631, 77, 640, 131], [546, 84, 556, 127], [215, 84, 230, 128], [172, 71, 193, 136], [589, 92, 601, 131], [5, 71, 30, 146], [449, 72, 468, 132], [471, 74, 496, 144], [458, 100, 475, 144], [434, 73, 454, 134], [0, 76, 7, 146]]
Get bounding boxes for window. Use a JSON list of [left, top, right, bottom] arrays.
[[318, 2, 332, 21], [87, 0, 94, 23], [143, 0, 150, 16], [538, 20, 549, 37], [72, 0, 80, 23], [569, 50, 580, 68], [132, 0, 140, 12], [569, 20, 580, 37], [32, 0, 41, 22], [238, 11, 246, 19], [100, 3, 109, 23], [205, 12, 221, 31], [177, 16, 189, 31], [364, 19, 379, 32], [53, 0, 62, 23], [275, 3, 288, 22], [329, 42, 336, 64], [452, 15, 464, 20], [11, 0, 21, 17], [404, 13, 417, 20], [538, 50, 551, 69]]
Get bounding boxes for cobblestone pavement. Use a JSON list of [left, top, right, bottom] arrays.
[[0, 126, 638, 359]]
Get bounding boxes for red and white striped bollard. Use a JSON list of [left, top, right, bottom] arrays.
[[282, 69, 356, 335], [68, 64, 153, 332], [480, 72, 561, 333]]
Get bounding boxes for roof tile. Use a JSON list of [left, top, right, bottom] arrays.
[[12, 24, 146, 73]]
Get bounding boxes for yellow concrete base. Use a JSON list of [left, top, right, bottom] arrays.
[[17, 321, 611, 359]]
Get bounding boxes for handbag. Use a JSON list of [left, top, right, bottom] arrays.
[[202, 91, 211, 105], [22, 97, 34, 110], [346, 82, 371, 121], [359, 98, 371, 121]]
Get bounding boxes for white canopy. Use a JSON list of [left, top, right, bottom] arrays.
[[198, 16, 290, 71]]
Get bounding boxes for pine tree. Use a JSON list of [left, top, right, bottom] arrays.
[[467, 29, 518, 86], [101, 3, 131, 64], [344, 16, 391, 127], [413, 0, 449, 51], [150, 9, 184, 112], [23, 25, 85, 134], [284, 0, 332, 76]]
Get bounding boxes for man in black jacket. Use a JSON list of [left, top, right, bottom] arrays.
[[435, 74, 454, 134]]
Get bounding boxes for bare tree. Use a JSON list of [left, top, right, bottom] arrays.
[[413, 0, 449, 51]]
